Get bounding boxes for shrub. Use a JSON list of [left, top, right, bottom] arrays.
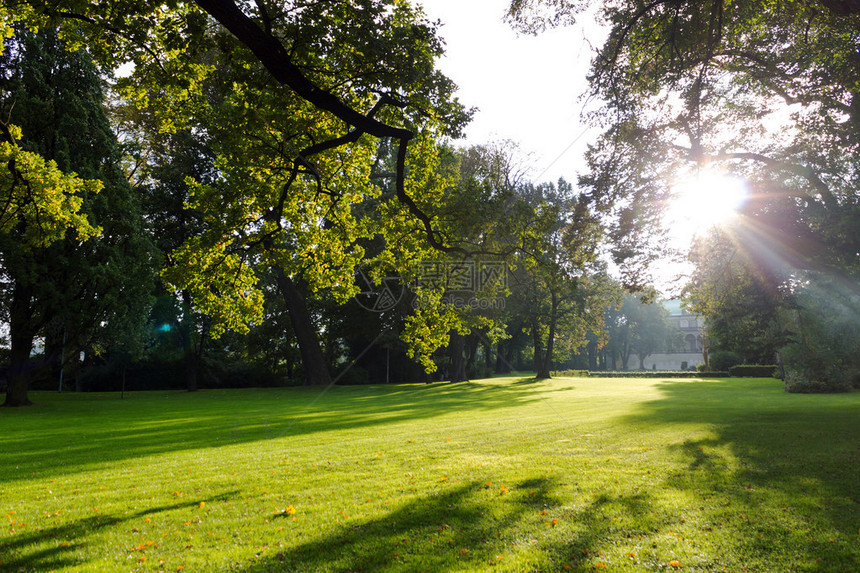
[[708, 350, 743, 372], [781, 341, 856, 393], [729, 364, 779, 378], [784, 369, 852, 393], [551, 370, 589, 378]]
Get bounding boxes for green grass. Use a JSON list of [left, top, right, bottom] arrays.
[[1, 376, 858, 572]]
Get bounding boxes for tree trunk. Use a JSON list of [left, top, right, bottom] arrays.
[[465, 333, 479, 373], [532, 324, 543, 376], [537, 291, 558, 379], [3, 283, 35, 407], [506, 329, 521, 371], [494, 340, 509, 373], [274, 267, 332, 386], [588, 339, 598, 371], [44, 322, 63, 390], [448, 331, 466, 382], [181, 290, 200, 392]]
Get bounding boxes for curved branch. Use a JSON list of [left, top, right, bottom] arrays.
[[193, 0, 465, 253], [193, 0, 411, 143]]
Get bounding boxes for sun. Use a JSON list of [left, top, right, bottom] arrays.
[[664, 170, 749, 248]]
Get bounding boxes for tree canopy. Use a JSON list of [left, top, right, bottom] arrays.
[[510, 0, 860, 285]]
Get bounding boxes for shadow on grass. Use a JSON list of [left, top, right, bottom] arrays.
[[0, 381, 549, 482], [235, 478, 657, 573], [0, 490, 240, 571], [623, 378, 860, 570]]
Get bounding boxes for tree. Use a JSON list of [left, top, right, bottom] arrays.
[[779, 273, 860, 392], [0, 1, 483, 384], [601, 291, 673, 371], [684, 224, 790, 366], [509, 0, 860, 388], [0, 30, 155, 406], [684, 221, 860, 391], [507, 178, 611, 379], [509, 0, 860, 276], [134, 128, 212, 392]]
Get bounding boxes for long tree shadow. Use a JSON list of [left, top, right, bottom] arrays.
[[0, 381, 551, 482], [234, 477, 659, 572], [0, 490, 240, 571], [621, 378, 860, 571]]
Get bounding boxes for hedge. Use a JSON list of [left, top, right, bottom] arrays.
[[550, 370, 590, 378], [728, 364, 780, 378], [550, 371, 732, 379]]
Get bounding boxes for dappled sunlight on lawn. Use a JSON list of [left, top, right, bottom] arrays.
[[1, 377, 858, 571], [621, 378, 860, 571]]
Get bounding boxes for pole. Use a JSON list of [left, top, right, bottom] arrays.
[[58, 324, 66, 392]]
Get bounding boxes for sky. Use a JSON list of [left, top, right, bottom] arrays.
[[415, 2, 694, 294], [417, 0, 603, 184]]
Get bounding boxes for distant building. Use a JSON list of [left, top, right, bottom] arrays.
[[642, 299, 705, 370]]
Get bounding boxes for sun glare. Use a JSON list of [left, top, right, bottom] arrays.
[[665, 171, 749, 248]]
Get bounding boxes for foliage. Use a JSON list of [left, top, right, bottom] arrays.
[[0, 129, 101, 246], [0, 1, 485, 373], [728, 364, 779, 378], [507, 177, 613, 378], [603, 293, 676, 370], [0, 30, 156, 406], [684, 225, 790, 364], [586, 370, 722, 379], [779, 272, 860, 392], [550, 369, 589, 378], [686, 227, 860, 391], [510, 1, 860, 389], [707, 350, 744, 373]]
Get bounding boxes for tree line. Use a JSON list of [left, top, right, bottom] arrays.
[[1, 0, 857, 405]]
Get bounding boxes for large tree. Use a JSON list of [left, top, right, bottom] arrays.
[[0, 1, 481, 385], [509, 0, 860, 283], [0, 30, 155, 406], [509, 0, 860, 387]]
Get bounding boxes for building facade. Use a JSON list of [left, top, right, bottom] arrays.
[[641, 299, 706, 371]]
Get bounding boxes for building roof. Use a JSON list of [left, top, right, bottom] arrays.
[[663, 299, 684, 316]]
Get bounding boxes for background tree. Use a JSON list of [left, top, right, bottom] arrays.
[[602, 293, 673, 370], [684, 224, 790, 367], [511, 178, 610, 379]]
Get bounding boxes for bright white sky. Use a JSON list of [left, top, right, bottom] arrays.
[[417, 0, 602, 184], [414, 2, 695, 293]]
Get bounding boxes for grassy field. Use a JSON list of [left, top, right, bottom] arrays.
[[0, 375, 858, 572]]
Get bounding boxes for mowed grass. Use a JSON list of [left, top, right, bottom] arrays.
[[1, 376, 858, 572]]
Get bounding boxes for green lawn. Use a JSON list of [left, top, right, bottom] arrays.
[[1, 376, 858, 572]]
